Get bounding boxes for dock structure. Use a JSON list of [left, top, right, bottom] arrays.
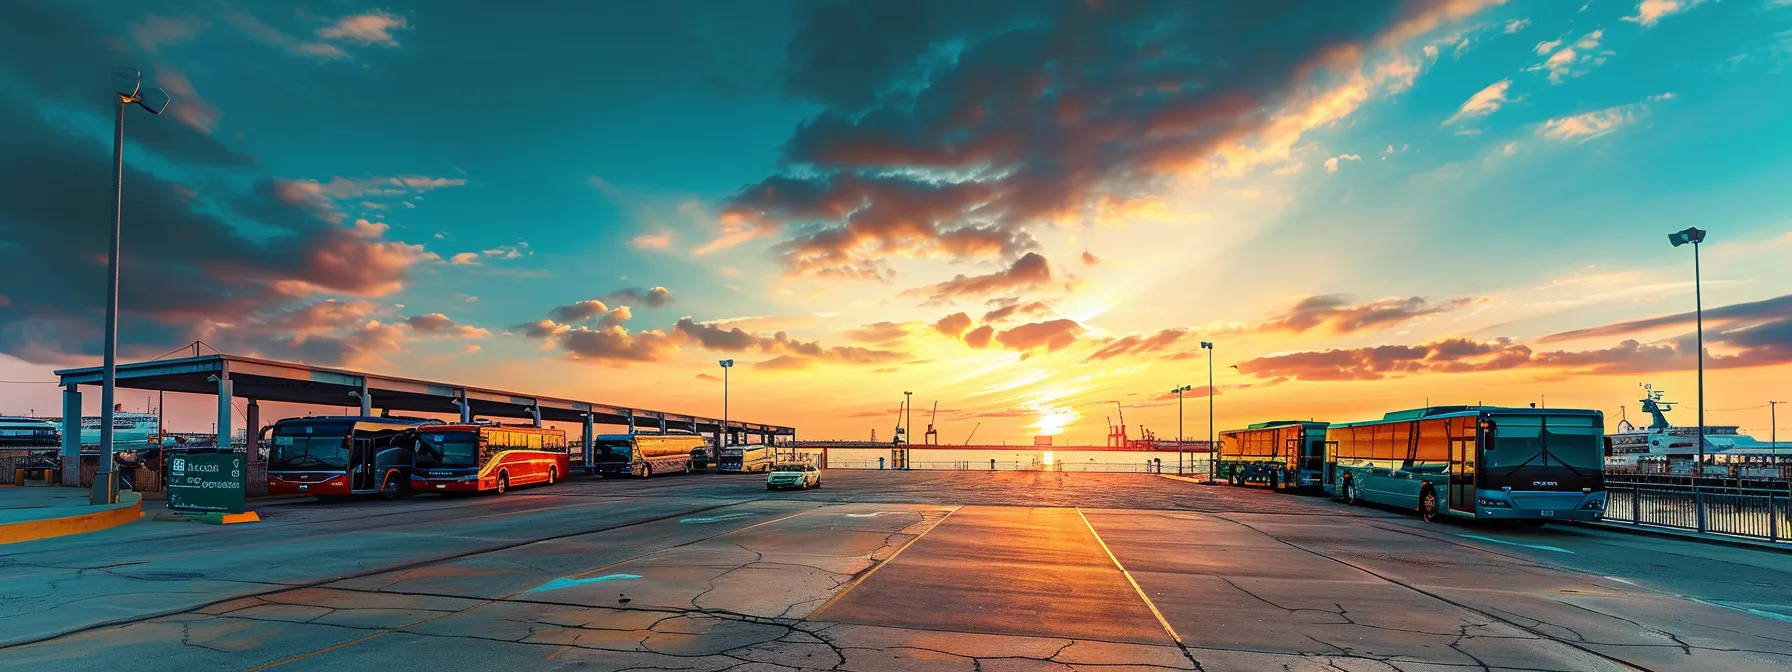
[[52, 354, 794, 486]]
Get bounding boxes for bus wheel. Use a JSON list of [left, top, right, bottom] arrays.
[[496, 473, 509, 495], [547, 467, 557, 486], [379, 474, 401, 500], [1343, 479, 1360, 505], [642, 464, 653, 479], [1270, 472, 1281, 491], [1419, 487, 1440, 523]]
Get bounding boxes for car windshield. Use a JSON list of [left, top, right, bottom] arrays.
[[772, 464, 809, 472], [416, 431, 479, 469], [269, 423, 351, 470]]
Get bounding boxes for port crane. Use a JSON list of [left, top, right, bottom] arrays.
[[923, 401, 939, 445]]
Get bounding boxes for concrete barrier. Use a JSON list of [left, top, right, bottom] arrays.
[[0, 491, 143, 545]]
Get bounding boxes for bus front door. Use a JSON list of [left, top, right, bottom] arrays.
[[350, 437, 379, 492], [1449, 438, 1475, 513]]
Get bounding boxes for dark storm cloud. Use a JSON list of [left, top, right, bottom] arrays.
[[0, 97, 430, 364], [724, 0, 1492, 277]]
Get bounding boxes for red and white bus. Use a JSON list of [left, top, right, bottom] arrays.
[[412, 423, 569, 494]]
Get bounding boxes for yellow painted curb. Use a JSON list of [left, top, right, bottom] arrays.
[[0, 494, 143, 545]]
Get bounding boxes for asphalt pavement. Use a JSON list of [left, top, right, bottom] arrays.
[[1, 470, 1788, 671]]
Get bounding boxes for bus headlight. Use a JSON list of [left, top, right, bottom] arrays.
[[1475, 497, 1512, 508], [1581, 499, 1605, 510]]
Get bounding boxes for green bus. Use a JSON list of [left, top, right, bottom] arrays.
[[1217, 420, 1329, 490], [1325, 406, 1606, 523]]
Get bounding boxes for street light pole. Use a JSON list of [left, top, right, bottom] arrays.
[[903, 391, 913, 470], [719, 359, 733, 453], [94, 69, 168, 506], [1201, 341, 1215, 481], [1668, 226, 1708, 532], [1171, 384, 1191, 474]]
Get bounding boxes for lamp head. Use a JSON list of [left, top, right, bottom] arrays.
[[718, 359, 733, 368], [1200, 341, 1213, 349], [134, 87, 170, 115], [111, 67, 141, 98], [1668, 227, 1706, 247]]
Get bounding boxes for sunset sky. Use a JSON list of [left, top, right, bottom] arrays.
[[2, 0, 1790, 444]]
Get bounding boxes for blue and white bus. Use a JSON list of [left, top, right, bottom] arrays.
[[1217, 420, 1328, 490], [1325, 406, 1606, 523]]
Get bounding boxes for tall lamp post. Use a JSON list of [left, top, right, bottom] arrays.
[[94, 69, 169, 506], [903, 391, 913, 470], [1171, 384, 1192, 474], [1668, 226, 1707, 532], [1667, 227, 1707, 468], [718, 359, 733, 453], [1201, 341, 1215, 482]]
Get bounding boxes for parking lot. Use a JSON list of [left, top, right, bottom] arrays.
[[2, 470, 1789, 671]]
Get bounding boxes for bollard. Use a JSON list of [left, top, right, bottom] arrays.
[[878, 457, 885, 470], [990, 459, 995, 471], [13, 468, 22, 487]]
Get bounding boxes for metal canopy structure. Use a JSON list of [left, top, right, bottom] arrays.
[[51, 354, 793, 485]]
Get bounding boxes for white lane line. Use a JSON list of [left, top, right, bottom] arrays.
[[844, 511, 907, 518], [1455, 534, 1574, 554], [1075, 508, 1185, 646], [1690, 597, 1792, 624]]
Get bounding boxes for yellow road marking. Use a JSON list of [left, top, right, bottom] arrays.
[[808, 505, 960, 618], [1075, 507, 1184, 646]]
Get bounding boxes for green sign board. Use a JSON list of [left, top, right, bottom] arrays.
[[167, 451, 246, 514]]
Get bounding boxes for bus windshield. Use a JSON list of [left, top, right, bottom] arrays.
[[416, 431, 479, 469], [270, 423, 351, 470], [596, 439, 633, 461], [1486, 414, 1604, 483]]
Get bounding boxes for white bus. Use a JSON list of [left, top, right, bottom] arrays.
[[718, 445, 773, 473]]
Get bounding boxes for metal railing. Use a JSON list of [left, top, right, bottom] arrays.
[[825, 459, 1212, 474], [1603, 475, 1791, 543]]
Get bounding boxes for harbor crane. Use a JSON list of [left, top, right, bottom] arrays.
[[923, 401, 939, 445]]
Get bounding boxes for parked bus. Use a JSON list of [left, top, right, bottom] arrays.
[[412, 423, 569, 495], [1325, 406, 1605, 523], [593, 431, 703, 478], [718, 444, 773, 473], [1217, 421, 1328, 490], [266, 416, 435, 497]]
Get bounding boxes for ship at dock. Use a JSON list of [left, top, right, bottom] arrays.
[[1606, 385, 1792, 478]]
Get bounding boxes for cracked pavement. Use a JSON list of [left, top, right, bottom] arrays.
[[1, 471, 1788, 671]]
